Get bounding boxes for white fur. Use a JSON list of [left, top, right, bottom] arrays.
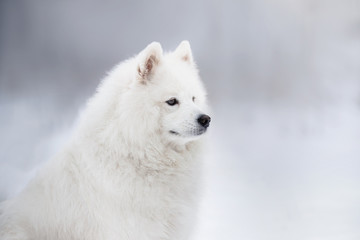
[[0, 41, 210, 240]]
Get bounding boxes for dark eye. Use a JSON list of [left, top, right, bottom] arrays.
[[166, 98, 178, 106], [192, 96, 195, 102]]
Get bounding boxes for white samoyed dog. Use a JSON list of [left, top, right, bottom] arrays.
[[0, 41, 211, 240]]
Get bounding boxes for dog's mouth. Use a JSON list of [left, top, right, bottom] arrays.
[[169, 130, 180, 136], [169, 128, 207, 137]]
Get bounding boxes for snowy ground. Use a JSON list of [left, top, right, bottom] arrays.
[[193, 102, 360, 240], [1, 99, 359, 240]]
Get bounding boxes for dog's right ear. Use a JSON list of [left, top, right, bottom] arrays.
[[137, 42, 163, 84]]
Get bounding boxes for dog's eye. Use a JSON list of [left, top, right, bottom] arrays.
[[166, 98, 178, 106], [192, 96, 195, 102]]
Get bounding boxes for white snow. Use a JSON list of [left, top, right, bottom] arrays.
[[193, 102, 360, 240]]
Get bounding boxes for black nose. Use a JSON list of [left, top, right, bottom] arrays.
[[197, 114, 211, 128]]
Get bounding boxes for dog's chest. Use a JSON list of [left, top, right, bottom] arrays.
[[101, 170, 196, 239]]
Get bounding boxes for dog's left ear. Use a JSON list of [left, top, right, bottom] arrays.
[[137, 42, 163, 83], [174, 40, 194, 64]]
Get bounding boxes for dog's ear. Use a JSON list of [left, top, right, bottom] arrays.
[[137, 42, 163, 83], [174, 40, 193, 64]]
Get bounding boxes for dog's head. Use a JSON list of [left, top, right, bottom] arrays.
[[134, 41, 211, 143]]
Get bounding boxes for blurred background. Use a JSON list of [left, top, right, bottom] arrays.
[[1, 0, 360, 239]]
